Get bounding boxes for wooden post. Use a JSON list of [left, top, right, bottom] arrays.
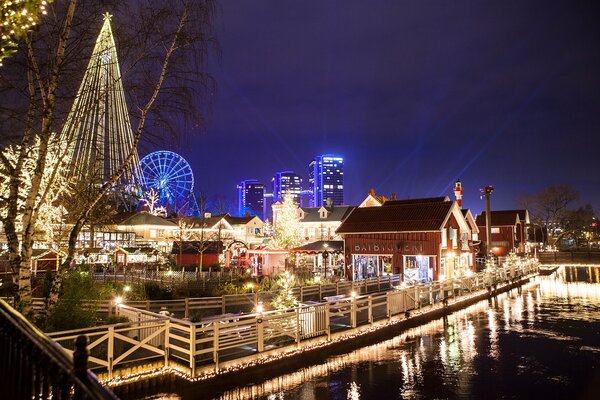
[[73, 335, 89, 400], [368, 296, 373, 325], [295, 308, 301, 348], [189, 324, 196, 377], [107, 326, 114, 380], [213, 323, 219, 371], [257, 317, 264, 352], [326, 303, 331, 340], [184, 298, 190, 319], [351, 297, 357, 328]]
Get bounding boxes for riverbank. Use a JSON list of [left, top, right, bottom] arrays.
[[106, 266, 537, 397]]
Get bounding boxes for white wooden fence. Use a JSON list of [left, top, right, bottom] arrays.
[[48, 264, 537, 380]]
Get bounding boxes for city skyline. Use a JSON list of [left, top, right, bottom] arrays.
[[161, 1, 599, 216]]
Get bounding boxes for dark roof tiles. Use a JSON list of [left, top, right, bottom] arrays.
[[337, 202, 453, 234]]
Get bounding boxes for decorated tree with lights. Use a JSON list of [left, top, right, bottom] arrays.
[[271, 271, 298, 310], [273, 194, 303, 250], [0, 1, 218, 314], [0, 0, 51, 66]]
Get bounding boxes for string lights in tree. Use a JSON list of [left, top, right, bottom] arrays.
[[0, 0, 50, 66]]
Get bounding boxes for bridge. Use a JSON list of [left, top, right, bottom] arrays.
[[538, 251, 600, 265]]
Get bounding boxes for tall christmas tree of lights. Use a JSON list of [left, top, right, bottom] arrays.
[[63, 13, 139, 186]]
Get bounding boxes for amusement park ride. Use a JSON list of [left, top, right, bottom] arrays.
[[62, 14, 200, 217]]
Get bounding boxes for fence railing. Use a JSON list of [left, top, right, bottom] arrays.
[[48, 264, 537, 380], [6, 275, 401, 319], [538, 251, 600, 264], [0, 299, 117, 399]]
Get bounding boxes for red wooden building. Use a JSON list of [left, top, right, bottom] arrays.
[[171, 241, 223, 268], [337, 197, 476, 282], [475, 210, 529, 256]]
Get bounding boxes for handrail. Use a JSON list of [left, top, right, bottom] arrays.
[[0, 299, 117, 399]]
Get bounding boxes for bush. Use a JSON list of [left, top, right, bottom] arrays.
[[43, 270, 100, 332], [106, 315, 129, 325]]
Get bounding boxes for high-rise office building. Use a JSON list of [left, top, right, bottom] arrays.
[[272, 171, 302, 204], [237, 179, 264, 217], [309, 155, 344, 207]]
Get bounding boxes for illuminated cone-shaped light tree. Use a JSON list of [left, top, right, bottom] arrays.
[[63, 13, 139, 186], [273, 194, 303, 250]]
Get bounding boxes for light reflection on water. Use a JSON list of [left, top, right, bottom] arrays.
[[148, 267, 600, 400]]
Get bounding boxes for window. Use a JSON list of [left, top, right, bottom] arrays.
[[441, 228, 447, 248], [149, 229, 157, 238], [449, 228, 457, 248], [491, 227, 500, 234], [472, 233, 479, 241]]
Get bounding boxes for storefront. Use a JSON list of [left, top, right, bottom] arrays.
[[403, 255, 434, 283], [337, 197, 476, 282], [352, 254, 393, 280]]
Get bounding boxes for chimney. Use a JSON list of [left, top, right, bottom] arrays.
[[326, 198, 333, 208], [368, 188, 375, 196], [245, 211, 251, 217], [390, 192, 397, 200], [453, 179, 464, 209]]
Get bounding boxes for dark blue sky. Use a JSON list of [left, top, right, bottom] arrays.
[[162, 1, 600, 214]]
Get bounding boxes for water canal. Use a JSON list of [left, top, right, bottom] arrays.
[[135, 266, 600, 399]]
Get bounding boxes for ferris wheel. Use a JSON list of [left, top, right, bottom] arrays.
[[137, 151, 199, 215]]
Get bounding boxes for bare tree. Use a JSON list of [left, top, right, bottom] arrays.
[[0, 0, 218, 314], [520, 184, 580, 246]]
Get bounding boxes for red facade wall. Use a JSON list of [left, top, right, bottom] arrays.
[[478, 225, 517, 256], [344, 232, 442, 279], [176, 253, 219, 267]]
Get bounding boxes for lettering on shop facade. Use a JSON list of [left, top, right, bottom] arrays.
[[353, 241, 424, 254]]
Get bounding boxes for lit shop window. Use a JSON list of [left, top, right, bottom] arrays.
[[491, 227, 500, 234], [149, 229, 157, 238]]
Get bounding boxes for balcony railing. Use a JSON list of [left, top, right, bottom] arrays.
[[0, 299, 117, 399]]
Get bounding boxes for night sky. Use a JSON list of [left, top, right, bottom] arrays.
[[163, 1, 600, 215]]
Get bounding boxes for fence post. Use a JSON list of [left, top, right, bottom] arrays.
[[107, 326, 114, 380], [257, 317, 264, 352], [184, 298, 190, 319], [386, 292, 391, 319], [73, 335, 89, 399], [336, 281, 340, 295], [163, 319, 170, 368], [295, 308, 301, 347], [415, 286, 420, 309], [351, 297, 357, 328], [368, 296, 373, 325], [221, 296, 226, 315], [326, 303, 331, 340], [188, 323, 196, 377], [213, 323, 219, 371]]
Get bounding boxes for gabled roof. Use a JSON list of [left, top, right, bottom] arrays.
[[299, 206, 355, 223], [117, 211, 177, 228], [225, 215, 263, 225], [337, 201, 454, 234], [382, 196, 449, 206], [177, 214, 233, 230], [461, 209, 479, 233], [475, 210, 522, 227]]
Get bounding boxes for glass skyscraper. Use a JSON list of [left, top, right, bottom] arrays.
[[237, 179, 265, 217], [309, 155, 344, 207], [272, 171, 303, 204]]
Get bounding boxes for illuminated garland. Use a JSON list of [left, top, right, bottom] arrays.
[[103, 269, 539, 388], [0, 0, 50, 66]]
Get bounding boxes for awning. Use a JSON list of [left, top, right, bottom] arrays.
[[290, 240, 344, 254]]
